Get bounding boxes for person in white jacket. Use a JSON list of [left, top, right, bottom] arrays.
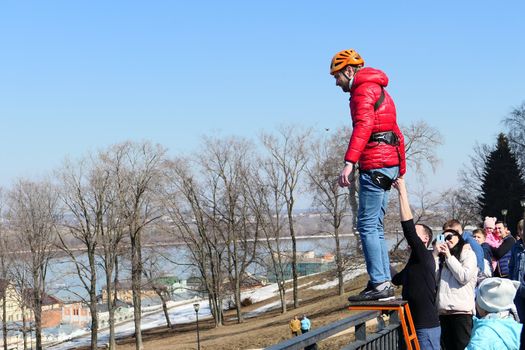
[[435, 228, 478, 350]]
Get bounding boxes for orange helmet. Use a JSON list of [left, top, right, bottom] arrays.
[[330, 49, 364, 75]]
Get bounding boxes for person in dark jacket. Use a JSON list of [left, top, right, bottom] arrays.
[[330, 49, 406, 302], [509, 219, 525, 322], [492, 221, 516, 278], [473, 228, 494, 278], [391, 178, 440, 350]]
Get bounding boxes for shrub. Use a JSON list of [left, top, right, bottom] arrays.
[[241, 297, 253, 307]]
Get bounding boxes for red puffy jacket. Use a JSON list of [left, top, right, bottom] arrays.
[[344, 67, 406, 176]]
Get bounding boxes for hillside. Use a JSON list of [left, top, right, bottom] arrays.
[[94, 271, 379, 350]]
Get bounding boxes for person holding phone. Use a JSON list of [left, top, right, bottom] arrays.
[[435, 228, 478, 349], [391, 178, 440, 349]]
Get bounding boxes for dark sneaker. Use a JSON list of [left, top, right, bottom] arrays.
[[359, 281, 374, 294], [348, 282, 395, 302]]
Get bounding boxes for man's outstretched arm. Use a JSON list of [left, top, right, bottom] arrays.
[[392, 177, 412, 221]]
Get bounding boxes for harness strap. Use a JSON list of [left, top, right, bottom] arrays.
[[374, 86, 385, 111]]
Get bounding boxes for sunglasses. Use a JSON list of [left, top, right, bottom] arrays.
[[444, 232, 459, 241]]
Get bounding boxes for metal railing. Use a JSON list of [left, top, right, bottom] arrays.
[[264, 310, 402, 350]]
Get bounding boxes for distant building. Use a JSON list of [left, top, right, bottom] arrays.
[[0, 279, 31, 323], [62, 302, 91, 327], [0, 280, 64, 327], [186, 276, 204, 291], [41, 294, 64, 328], [154, 276, 187, 295], [97, 300, 133, 328], [100, 280, 165, 305], [266, 251, 335, 282]]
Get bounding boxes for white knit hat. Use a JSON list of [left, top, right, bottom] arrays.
[[476, 277, 520, 313]]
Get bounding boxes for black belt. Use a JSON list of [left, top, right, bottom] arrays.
[[369, 131, 399, 146]]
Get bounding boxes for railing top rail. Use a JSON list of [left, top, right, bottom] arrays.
[[264, 310, 379, 350]]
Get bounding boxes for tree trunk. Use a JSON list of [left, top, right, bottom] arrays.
[[287, 200, 299, 309], [22, 312, 28, 350], [89, 301, 98, 350], [109, 254, 119, 349], [234, 281, 243, 323], [2, 288, 7, 350], [335, 229, 344, 295], [131, 235, 143, 350], [88, 252, 98, 350], [34, 299, 42, 350], [279, 282, 287, 313], [32, 272, 43, 350], [158, 291, 172, 328], [290, 227, 299, 308]]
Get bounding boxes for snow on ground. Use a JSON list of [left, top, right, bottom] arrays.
[[241, 283, 279, 303], [308, 265, 366, 291], [47, 300, 212, 350], [48, 284, 281, 349], [47, 269, 366, 349], [243, 300, 281, 318]]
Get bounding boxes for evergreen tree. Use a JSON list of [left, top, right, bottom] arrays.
[[479, 133, 525, 234]]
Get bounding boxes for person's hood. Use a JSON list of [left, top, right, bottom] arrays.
[[351, 67, 389, 91]]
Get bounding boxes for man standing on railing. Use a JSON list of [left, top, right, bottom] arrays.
[[391, 178, 441, 350], [330, 49, 406, 302]]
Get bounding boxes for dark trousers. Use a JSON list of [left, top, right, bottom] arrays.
[[515, 294, 525, 323], [439, 314, 473, 350]]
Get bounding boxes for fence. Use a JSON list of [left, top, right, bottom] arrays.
[[264, 309, 403, 350]]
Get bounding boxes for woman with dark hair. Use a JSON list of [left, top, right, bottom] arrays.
[[435, 228, 478, 350]]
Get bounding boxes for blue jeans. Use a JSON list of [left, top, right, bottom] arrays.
[[357, 166, 399, 284], [416, 326, 441, 350]]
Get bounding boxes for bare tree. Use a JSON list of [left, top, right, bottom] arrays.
[[260, 125, 312, 308], [141, 250, 172, 328], [503, 101, 525, 167], [6, 179, 60, 350], [439, 187, 480, 228], [92, 146, 130, 349], [458, 142, 492, 220], [7, 261, 33, 350], [162, 157, 227, 326], [200, 136, 258, 323], [55, 157, 108, 349], [108, 141, 166, 350], [0, 188, 9, 350], [306, 127, 352, 295], [245, 160, 288, 313], [402, 120, 443, 175]]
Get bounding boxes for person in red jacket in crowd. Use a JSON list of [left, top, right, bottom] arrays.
[[330, 49, 406, 301]]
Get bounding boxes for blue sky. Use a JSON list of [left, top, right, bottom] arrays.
[[1, 1, 524, 195]]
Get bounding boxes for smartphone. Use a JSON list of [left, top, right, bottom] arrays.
[[437, 233, 445, 244]]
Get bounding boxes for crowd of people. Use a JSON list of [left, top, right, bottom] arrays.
[[391, 178, 524, 350]]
